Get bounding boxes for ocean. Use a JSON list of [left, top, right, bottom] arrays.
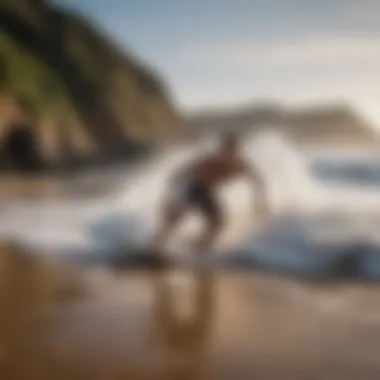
[[1, 129, 380, 279]]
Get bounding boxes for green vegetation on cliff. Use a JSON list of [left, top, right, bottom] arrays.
[[0, 31, 77, 122]]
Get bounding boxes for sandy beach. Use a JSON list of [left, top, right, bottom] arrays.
[[1, 151, 380, 379], [2, 262, 380, 380]]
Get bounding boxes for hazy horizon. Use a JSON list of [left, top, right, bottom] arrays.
[[54, 0, 380, 128]]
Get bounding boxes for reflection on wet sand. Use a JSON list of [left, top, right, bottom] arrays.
[[0, 240, 84, 364], [2, 269, 216, 380], [152, 271, 214, 380], [3, 267, 380, 380]]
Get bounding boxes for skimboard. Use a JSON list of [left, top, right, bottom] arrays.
[[108, 246, 221, 270], [166, 251, 219, 269], [108, 249, 173, 269]]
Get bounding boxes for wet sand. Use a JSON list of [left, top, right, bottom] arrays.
[[0, 174, 123, 200], [2, 266, 380, 380]]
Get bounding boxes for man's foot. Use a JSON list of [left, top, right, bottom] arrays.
[[147, 246, 164, 260]]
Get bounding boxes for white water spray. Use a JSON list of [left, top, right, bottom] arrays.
[[90, 129, 317, 254]]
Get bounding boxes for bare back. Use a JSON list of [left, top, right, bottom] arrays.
[[183, 153, 247, 189]]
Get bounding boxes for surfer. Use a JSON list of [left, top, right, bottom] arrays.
[[151, 132, 269, 254]]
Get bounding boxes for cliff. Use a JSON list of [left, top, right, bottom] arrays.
[[0, 0, 186, 171], [189, 102, 378, 147]]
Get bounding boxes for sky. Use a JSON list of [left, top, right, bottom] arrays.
[[55, 0, 380, 127]]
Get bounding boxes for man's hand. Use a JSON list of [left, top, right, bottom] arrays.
[[253, 188, 270, 222], [241, 160, 270, 222]]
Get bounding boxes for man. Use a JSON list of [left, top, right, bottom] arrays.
[[151, 133, 269, 254]]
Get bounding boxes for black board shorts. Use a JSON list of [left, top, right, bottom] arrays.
[[183, 180, 221, 223]]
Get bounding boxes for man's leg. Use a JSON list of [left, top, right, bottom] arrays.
[[195, 197, 224, 252], [195, 217, 223, 252], [151, 202, 185, 254]]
